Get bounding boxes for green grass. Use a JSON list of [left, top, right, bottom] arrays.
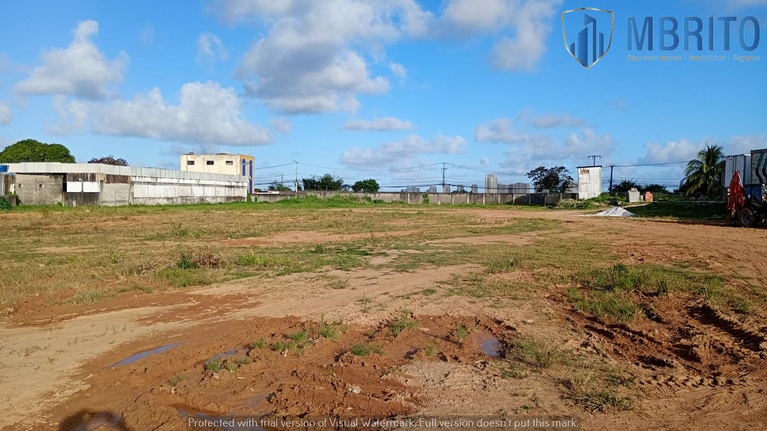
[[66, 289, 110, 304], [350, 343, 383, 356], [504, 337, 562, 369], [573, 389, 633, 412], [629, 201, 726, 220], [249, 339, 267, 349], [566, 287, 640, 322], [169, 374, 187, 387], [455, 322, 468, 344], [204, 358, 223, 372], [388, 310, 417, 337]]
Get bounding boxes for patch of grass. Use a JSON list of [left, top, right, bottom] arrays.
[[487, 257, 520, 274], [421, 288, 437, 296], [249, 339, 267, 349], [176, 254, 197, 269], [204, 358, 222, 372], [116, 284, 154, 294], [350, 343, 383, 356], [66, 289, 108, 304], [235, 357, 251, 366], [504, 337, 562, 369], [388, 310, 417, 337], [155, 268, 212, 288], [286, 329, 309, 344], [566, 287, 640, 322], [425, 343, 437, 357], [272, 341, 296, 352], [455, 322, 468, 345], [629, 201, 725, 220], [573, 389, 633, 412], [169, 374, 187, 387], [317, 317, 345, 340]]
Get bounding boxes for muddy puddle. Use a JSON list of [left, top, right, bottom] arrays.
[[109, 342, 181, 368], [56, 315, 515, 430]]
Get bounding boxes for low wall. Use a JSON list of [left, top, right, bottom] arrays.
[[254, 191, 578, 205]]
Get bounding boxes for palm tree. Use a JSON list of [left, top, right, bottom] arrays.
[[682, 144, 724, 197]]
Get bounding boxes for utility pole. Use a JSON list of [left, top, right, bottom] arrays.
[[294, 161, 298, 197], [608, 164, 615, 195], [441, 162, 447, 193], [588, 154, 601, 166]]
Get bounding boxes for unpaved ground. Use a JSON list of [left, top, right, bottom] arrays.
[[1, 208, 766, 431]]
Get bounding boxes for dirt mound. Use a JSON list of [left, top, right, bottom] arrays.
[[591, 206, 634, 217]]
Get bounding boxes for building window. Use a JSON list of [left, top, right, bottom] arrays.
[[187, 160, 195, 165], [206, 161, 214, 165], [225, 160, 233, 165]]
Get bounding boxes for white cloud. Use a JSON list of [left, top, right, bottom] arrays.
[[269, 118, 292, 135], [340, 134, 465, 168], [343, 116, 414, 131], [472, 117, 619, 174], [639, 139, 701, 164], [91, 81, 271, 146], [16, 20, 128, 100], [519, 111, 586, 128], [389, 62, 407, 78], [442, 0, 563, 72], [45, 96, 90, 134], [229, 0, 431, 114], [139, 25, 155, 45], [0, 102, 11, 125], [197, 32, 229, 64], [639, 134, 767, 164], [475, 118, 534, 143]]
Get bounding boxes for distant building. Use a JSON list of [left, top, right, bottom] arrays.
[[471, 184, 478, 194], [427, 185, 437, 193], [577, 166, 602, 199], [442, 184, 450, 193], [181, 153, 255, 193], [402, 186, 420, 192], [484, 174, 498, 194], [456, 184, 465, 193], [511, 182, 530, 193]]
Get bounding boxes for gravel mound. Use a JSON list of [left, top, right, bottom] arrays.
[[592, 206, 634, 217]]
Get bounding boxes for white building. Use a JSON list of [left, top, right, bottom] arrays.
[[181, 153, 255, 193], [484, 174, 498, 194], [577, 165, 602, 199]]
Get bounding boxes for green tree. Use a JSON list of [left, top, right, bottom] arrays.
[[0, 139, 75, 163], [302, 174, 346, 191], [351, 179, 379, 193], [612, 179, 640, 195], [681, 144, 724, 197], [526, 166, 574, 193], [88, 155, 128, 166], [641, 184, 670, 194], [268, 182, 292, 192]]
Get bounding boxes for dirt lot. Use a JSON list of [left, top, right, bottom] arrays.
[[1, 203, 766, 430]]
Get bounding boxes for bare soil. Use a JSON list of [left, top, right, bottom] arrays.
[[1, 208, 766, 431]]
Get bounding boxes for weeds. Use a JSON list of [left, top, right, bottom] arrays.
[[573, 389, 632, 412], [388, 310, 417, 337], [455, 322, 468, 345], [504, 337, 562, 369], [169, 374, 187, 387], [350, 343, 383, 356], [250, 339, 267, 349]]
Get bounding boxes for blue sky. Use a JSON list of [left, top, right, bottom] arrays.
[[0, 0, 765, 191]]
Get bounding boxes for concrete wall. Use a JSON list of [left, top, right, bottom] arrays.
[[4, 163, 248, 206], [254, 191, 578, 205], [14, 174, 64, 205]]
